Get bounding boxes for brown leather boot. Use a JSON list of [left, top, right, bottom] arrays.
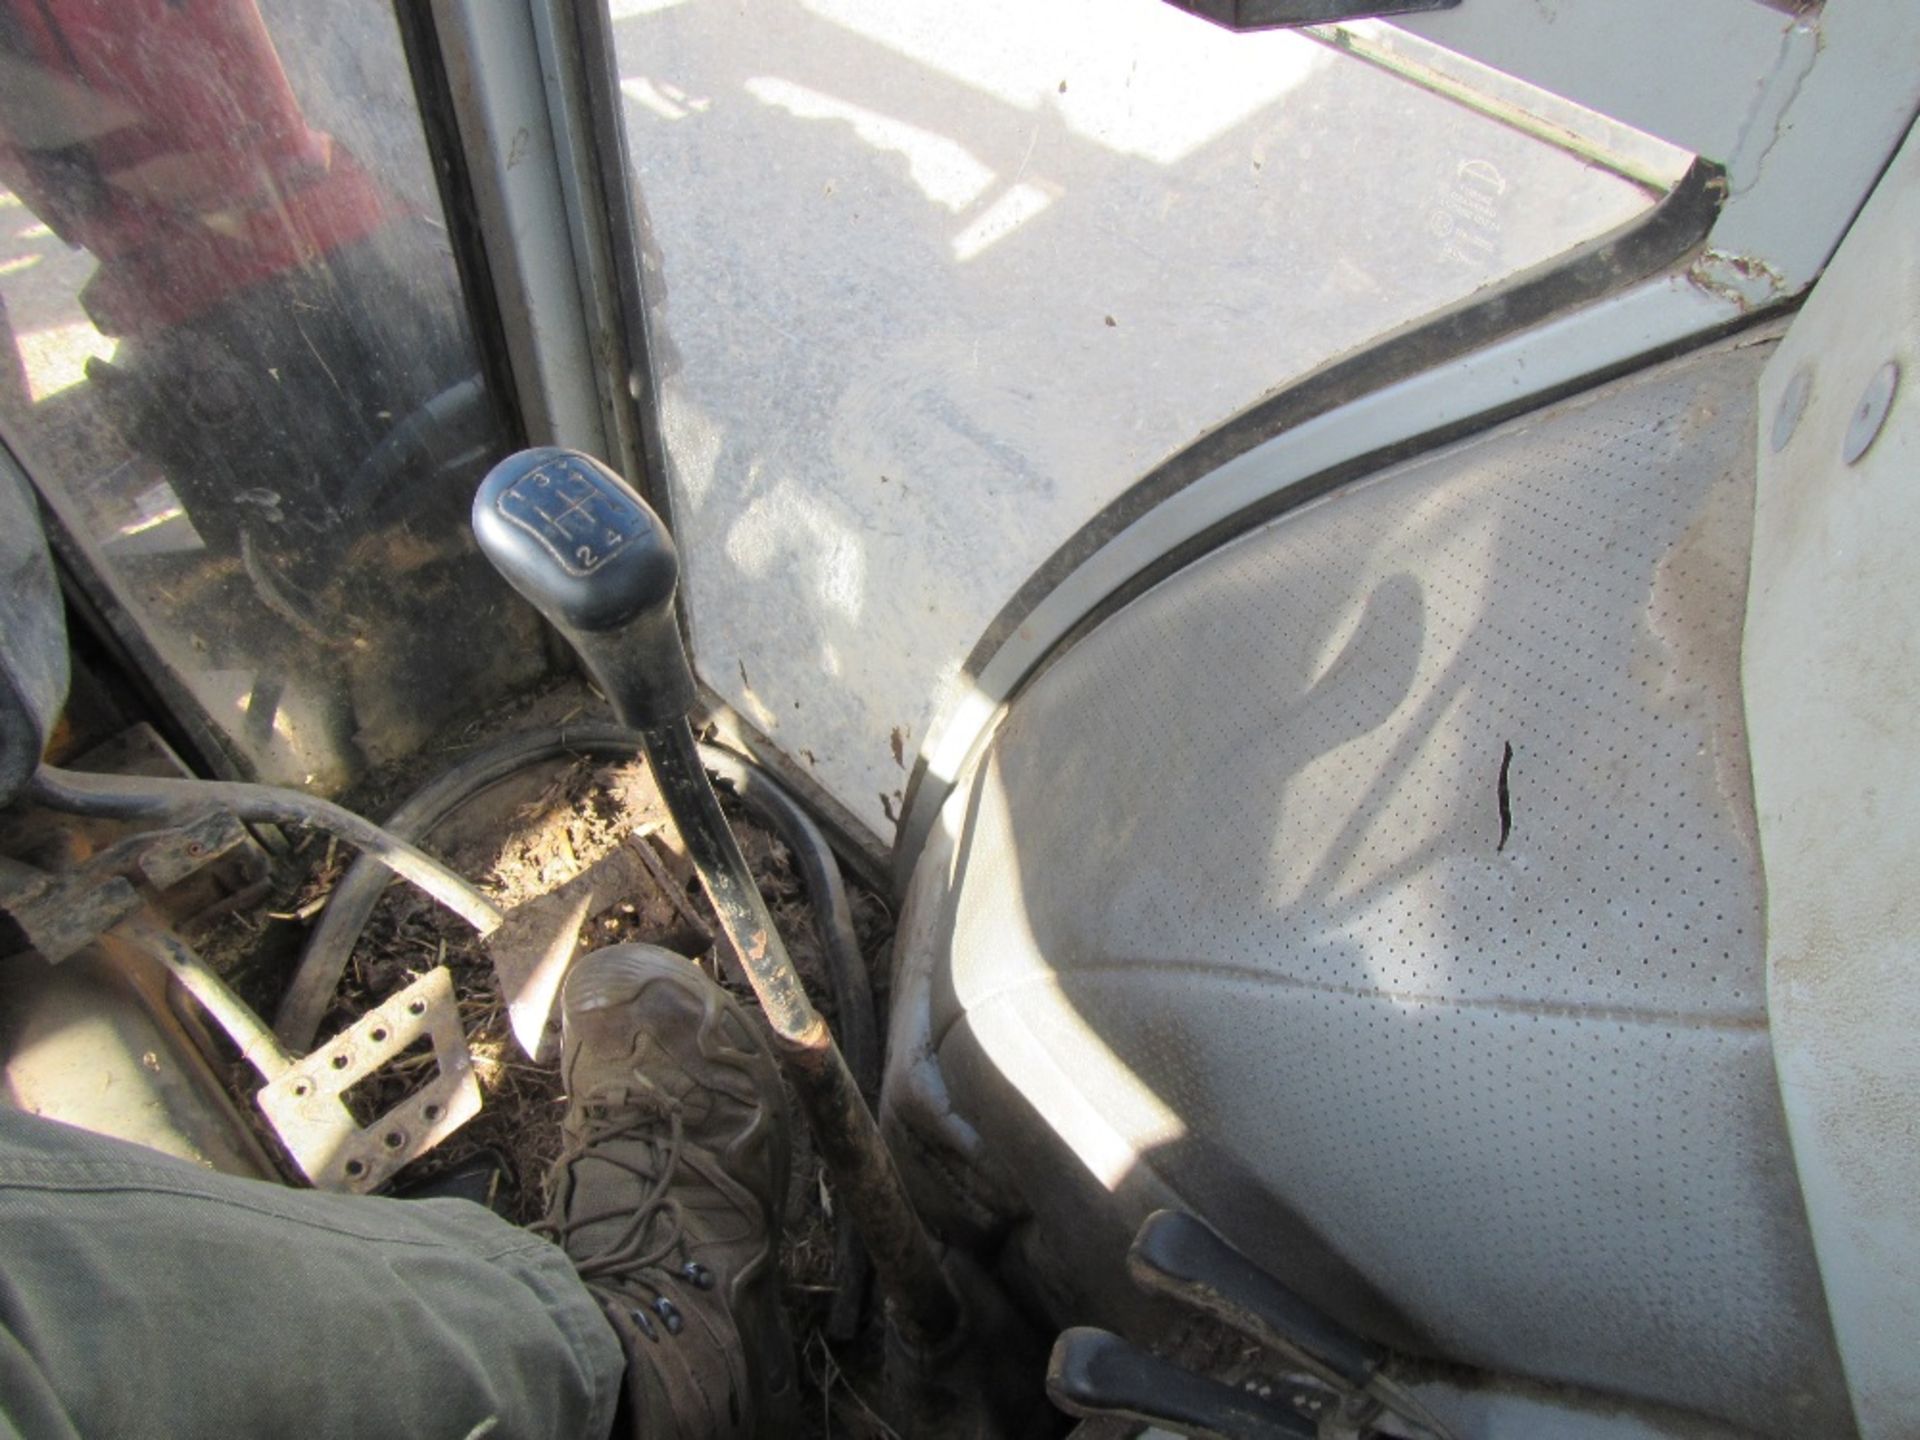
[[536, 944, 798, 1438]]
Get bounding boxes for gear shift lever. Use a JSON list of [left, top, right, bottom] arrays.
[[473, 448, 961, 1352], [470, 448, 696, 726]]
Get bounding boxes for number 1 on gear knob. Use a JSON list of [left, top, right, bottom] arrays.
[[472, 447, 698, 726]]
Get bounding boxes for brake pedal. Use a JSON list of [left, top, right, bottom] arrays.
[[1049, 1326, 1316, 1440], [1128, 1209, 1455, 1440]]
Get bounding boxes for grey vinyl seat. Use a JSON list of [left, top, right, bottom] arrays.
[[883, 334, 1850, 1438]]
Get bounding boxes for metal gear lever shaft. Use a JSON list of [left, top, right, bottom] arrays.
[[472, 447, 961, 1351]]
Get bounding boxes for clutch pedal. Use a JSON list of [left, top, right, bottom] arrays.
[[1048, 1208, 1459, 1440]]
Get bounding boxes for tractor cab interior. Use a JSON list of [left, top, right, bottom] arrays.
[[2, 2, 1917, 1436]]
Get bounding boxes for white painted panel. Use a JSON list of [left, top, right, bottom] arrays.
[[1745, 119, 1920, 1438], [1391, 0, 1794, 162], [613, 0, 1660, 833]]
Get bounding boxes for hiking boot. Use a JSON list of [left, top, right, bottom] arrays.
[[536, 943, 797, 1438]]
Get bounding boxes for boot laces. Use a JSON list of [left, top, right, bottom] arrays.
[[535, 1080, 694, 1318]]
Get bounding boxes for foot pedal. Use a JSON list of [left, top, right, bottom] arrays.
[[1049, 1327, 1316, 1440], [392, 1145, 511, 1213], [119, 919, 484, 1195], [1129, 1209, 1385, 1392], [1124, 1209, 1456, 1440], [257, 966, 481, 1193]]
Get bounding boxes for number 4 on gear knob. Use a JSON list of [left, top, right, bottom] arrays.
[[472, 447, 698, 727]]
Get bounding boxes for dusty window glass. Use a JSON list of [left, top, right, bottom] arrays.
[[0, 0, 541, 791], [612, 0, 1691, 836]]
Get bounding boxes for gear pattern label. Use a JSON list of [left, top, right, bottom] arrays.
[[496, 456, 651, 577]]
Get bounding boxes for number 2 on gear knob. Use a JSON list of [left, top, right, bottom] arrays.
[[472, 447, 698, 727]]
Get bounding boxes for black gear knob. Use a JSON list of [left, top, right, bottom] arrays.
[[473, 448, 697, 726]]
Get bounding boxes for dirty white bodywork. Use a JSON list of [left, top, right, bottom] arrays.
[[577, 0, 1920, 844], [1745, 123, 1920, 1437]]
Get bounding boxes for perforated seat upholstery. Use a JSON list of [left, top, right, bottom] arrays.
[[887, 334, 1850, 1437]]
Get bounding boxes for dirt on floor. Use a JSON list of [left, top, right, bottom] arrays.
[[206, 680, 903, 1437]]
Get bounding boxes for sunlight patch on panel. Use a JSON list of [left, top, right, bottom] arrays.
[[722, 475, 869, 621], [16, 319, 117, 403], [745, 78, 995, 212], [800, 0, 1328, 165], [620, 75, 710, 122], [657, 384, 723, 509], [952, 182, 1054, 261], [608, 0, 692, 17]]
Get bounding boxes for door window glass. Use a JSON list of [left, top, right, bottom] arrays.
[[0, 0, 538, 789]]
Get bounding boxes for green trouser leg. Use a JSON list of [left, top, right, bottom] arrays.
[[0, 1108, 623, 1440]]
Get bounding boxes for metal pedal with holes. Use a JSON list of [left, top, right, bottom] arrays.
[[131, 919, 484, 1194], [256, 967, 482, 1193]]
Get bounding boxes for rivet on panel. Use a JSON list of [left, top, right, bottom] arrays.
[[1769, 366, 1812, 453], [1843, 362, 1899, 466]]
